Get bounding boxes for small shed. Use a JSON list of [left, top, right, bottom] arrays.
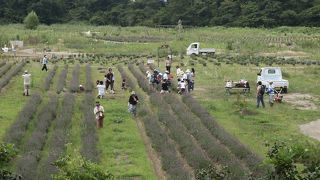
[[10, 41, 24, 48]]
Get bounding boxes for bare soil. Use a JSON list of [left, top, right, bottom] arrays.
[[284, 93, 318, 110], [300, 119, 320, 142], [259, 50, 308, 58]]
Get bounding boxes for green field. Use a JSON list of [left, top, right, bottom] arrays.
[[1, 24, 320, 179]]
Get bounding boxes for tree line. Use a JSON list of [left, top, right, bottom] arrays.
[[0, 0, 320, 27]]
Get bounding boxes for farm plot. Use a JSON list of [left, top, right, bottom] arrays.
[[0, 61, 156, 179], [125, 63, 268, 179]]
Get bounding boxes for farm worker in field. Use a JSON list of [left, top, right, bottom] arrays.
[[176, 66, 183, 78], [22, 70, 31, 96], [97, 81, 105, 99], [161, 79, 169, 94], [267, 81, 275, 107], [128, 91, 139, 117], [256, 81, 265, 108], [105, 68, 114, 94], [121, 78, 127, 90], [225, 80, 233, 95], [94, 101, 104, 128], [162, 70, 169, 80], [165, 55, 172, 73], [178, 79, 187, 95], [41, 55, 48, 71]]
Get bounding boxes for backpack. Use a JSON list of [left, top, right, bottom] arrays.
[[259, 85, 265, 95]]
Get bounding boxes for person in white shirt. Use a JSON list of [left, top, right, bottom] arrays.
[[22, 70, 31, 96], [94, 101, 104, 128], [2, 44, 9, 53], [178, 79, 186, 94], [97, 81, 105, 99], [176, 66, 183, 78], [162, 70, 169, 80]]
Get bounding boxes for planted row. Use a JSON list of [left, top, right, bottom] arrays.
[[69, 64, 80, 93], [163, 94, 248, 178], [0, 61, 26, 90], [128, 64, 153, 93], [0, 61, 6, 68], [4, 93, 42, 147], [84, 64, 94, 92], [44, 65, 58, 91], [15, 96, 59, 180], [80, 93, 99, 162], [182, 94, 266, 176], [38, 93, 75, 180], [118, 66, 190, 179], [0, 62, 13, 77], [56, 65, 68, 94]]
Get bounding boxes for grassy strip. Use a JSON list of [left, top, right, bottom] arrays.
[[118, 66, 190, 179], [15, 96, 58, 180], [0, 61, 26, 90], [69, 64, 80, 93], [56, 65, 68, 94], [84, 64, 94, 92], [80, 93, 99, 162], [163, 93, 249, 178], [0, 62, 13, 77], [43, 65, 58, 91], [182, 94, 267, 176], [38, 93, 75, 180], [4, 93, 42, 147]]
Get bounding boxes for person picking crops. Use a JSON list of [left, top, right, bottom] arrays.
[[94, 101, 104, 128], [128, 91, 139, 117], [22, 70, 31, 96]]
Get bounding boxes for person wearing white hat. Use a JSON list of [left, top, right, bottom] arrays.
[[128, 91, 139, 116], [22, 70, 31, 96]]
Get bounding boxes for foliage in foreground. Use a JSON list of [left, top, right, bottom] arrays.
[[265, 141, 320, 180], [0, 143, 21, 180], [53, 149, 113, 180]]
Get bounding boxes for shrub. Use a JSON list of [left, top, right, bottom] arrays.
[[24, 11, 39, 30], [56, 65, 68, 94], [69, 65, 80, 93], [0, 61, 26, 90], [80, 94, 99, 162], [4, 93, 42, 147], [44, 65, 58, 91], [53, 151, 113, 180], [0, 143, 20, 180], [85, 64, 94, 92]]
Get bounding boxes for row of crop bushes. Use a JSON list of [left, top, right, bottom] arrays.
[[15, 96, 59, 180], [0, 62, 13, 77], [80, 94, 99, 162], [118, 66, 191, 179], [69, 64, 80, 93], [4, 93, 42, 147], [128, 65, 213, 172], [128, 64, 153, 94], [43, 65, 58, 91], [0, 61, 26, 90], [163, 93, 249, 178], [181, 94, 267, 176], [85, 64, 93, 92], [56, 65, 68, 94], [0, 61, 6, 68], [38, 93, 75, 180]]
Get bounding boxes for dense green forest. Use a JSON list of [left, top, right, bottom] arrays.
[[1, 0, 320, 27]]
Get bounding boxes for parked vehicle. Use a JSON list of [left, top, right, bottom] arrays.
[[186, 42, 215, 56], [257, 67, 289, 93]]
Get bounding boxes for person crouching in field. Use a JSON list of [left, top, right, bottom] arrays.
[[128, 91, 139, 117], [22, 70, 31, 96], [94, 101, 104, 128], [121, 78, 127, 90], [97, 81, 105, 99]]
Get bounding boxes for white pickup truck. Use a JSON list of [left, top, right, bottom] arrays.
[[186, 42, 215, 56], [257, 67, 289, 93]]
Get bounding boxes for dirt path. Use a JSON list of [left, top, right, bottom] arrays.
[[300, 119, 320, 141], [285, 93, 318, 110]]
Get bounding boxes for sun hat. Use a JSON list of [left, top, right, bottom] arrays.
[[131, 91, 136, 95]]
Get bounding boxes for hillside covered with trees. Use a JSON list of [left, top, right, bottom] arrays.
[[0, 0, 320, 27]]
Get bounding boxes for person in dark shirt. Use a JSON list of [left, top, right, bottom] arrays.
[[105, 68, 114, 94], [128, 91, 139, 116], [161, 79, 169, 94]]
